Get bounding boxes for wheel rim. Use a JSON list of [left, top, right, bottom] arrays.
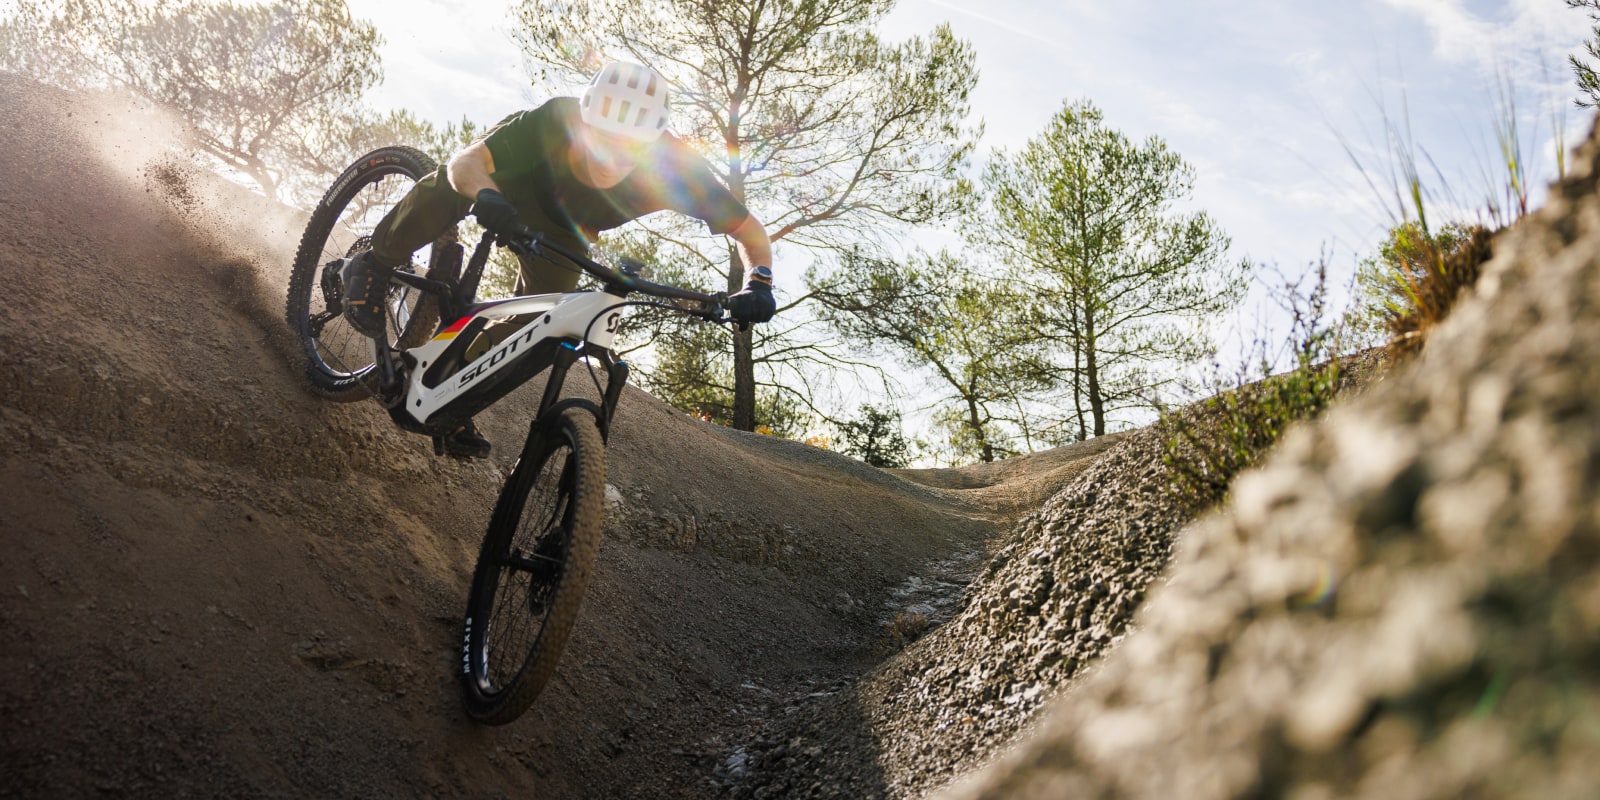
[[303, 169, 429, 382], [474, 441, 578, 695]]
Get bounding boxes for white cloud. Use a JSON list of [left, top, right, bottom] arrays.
[[1377, 0, 1495, 63], [1378, 0, 1587, 77], [921, 0, 1061, 49]]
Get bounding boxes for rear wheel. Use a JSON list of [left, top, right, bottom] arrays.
[[461, 408, 606, 725], [285, 146, 441, 401]]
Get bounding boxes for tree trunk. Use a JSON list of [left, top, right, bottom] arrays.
[[732, 325, 756, 430], [724, 106, 758, 431], [727, 250, 757, 430], [1070, 295, 1086, 441], [1084, 299, 1105, 437], [967, 395, 993, 463]]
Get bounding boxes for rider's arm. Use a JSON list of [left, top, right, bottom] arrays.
[[727, 213, 773, 276], [447, 142, 502, 199]]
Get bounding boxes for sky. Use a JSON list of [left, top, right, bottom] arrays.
[[9, 0, 1583, 453], [346, 0, 1592, 347]]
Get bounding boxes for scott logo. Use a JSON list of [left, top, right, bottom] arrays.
[[457, 317, 546, 389]]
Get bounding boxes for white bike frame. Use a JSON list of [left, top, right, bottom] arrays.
[[351, 228, 723, 447], [388, 289, 626, 431]]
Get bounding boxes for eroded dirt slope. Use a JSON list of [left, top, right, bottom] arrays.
[[940, 119, 1600, 798], [0, 76, 1106, 799]]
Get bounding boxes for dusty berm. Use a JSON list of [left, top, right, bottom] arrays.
[[0, 74, 1098, 799]]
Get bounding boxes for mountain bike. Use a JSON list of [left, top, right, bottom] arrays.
[[284, 146, 731, 725]]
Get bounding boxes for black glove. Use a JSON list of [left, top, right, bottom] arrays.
[[471, 188, 522, 237], [727, 266, 776, 325]]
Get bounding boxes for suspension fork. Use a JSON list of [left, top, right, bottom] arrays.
[[527, 343, 631, 447], [599, 356, 629, 443], [535, 342, 581, 419]]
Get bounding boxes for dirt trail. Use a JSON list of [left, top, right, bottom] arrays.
[[0, 76, 1111, 799]]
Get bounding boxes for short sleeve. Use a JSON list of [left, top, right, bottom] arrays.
[[482, 109, 546, 177], [655, 137, 750, 235]]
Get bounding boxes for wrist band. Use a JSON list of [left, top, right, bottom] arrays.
[[746, 265, 774, 286]]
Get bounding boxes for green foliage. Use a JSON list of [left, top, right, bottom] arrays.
[[1161, 262, 1345, 512], [931, 406, 1017, 464], [1332, 71, 1536, 358], [1569, 1, 1600, 108], [633, 317, 810, 437], [836, 405, 912, 468], [815, 103, 1246, 462], [1, 0, 383, 202], [1348, 221, 1492, 356], [978, 99, 1249, 439], [512, 0, 978, 250], [811, 250, 1047, 463]]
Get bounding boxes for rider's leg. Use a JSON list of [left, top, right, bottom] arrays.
[[456, 250, 588, 363], [343, 169, 472, 338], [512, 248, 584, 295], [369, 168, 472, 268]]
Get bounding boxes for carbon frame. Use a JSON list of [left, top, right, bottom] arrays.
[[374, 231, 633, 442]]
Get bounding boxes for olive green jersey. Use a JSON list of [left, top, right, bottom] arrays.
[[483, 97, 749, 241]]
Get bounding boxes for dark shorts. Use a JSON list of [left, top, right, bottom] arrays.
[[368, 168, 588, 296]]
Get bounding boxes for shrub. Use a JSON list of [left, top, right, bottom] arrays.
[[874, 611, 932, 656], [1354, 221, 1495, 357], [836, 404, 913, 468], [1161, 261, 1346, 512]]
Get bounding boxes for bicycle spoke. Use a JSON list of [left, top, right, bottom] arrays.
[[478, 440, 578, 693], [307, 310, 338, 338]]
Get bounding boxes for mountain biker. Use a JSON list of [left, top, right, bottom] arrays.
[[340, 60, 777, 459]]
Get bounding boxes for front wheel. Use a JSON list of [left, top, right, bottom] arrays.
[[461, 408, 606, 725]]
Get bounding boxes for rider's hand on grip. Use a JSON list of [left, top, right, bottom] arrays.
[[472, 189, 523, 237], [727, 266, 775, 327]]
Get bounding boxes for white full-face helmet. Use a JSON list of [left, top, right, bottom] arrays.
[[581, 61, 670, 142]]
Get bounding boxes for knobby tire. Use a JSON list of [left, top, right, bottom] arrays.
[[285, 145, 439, 402], [460, 408, 606, 724]]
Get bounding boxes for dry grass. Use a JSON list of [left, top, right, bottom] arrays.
[[874, 611, 932, 656], [1378, 223, 1496, 357]]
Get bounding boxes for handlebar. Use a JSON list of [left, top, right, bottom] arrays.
[[501, 227, 729, 323]]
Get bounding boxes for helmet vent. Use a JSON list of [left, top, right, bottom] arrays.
[[581, 61, 670, 142]]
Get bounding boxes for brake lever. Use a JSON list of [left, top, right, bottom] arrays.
[[708, 291, 737, 327], [500, 227, 541, 256]]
